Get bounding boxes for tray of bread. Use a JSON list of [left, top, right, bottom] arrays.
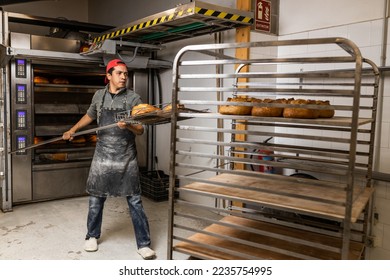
[[218, 97, 335, 119], [118, 103, 206, 125]]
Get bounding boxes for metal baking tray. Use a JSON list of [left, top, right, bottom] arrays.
[[119, 108, 208, 125]]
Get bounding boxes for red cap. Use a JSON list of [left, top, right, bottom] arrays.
[[105, 59, 126, 83]]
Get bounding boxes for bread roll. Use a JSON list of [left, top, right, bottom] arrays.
[[316, 100, 335, 118], [162, 103, 185, 112], [34, 137, 44, 144], [85, 134, 97, 143], [283, 99, 320, 119], [71, 136, 86, 143], [251, 98, 291, 117], [219, 97, 253, 115], [34, 76, 49, 84], [52, 78, 69, 84], [131, 103, 161, 116]]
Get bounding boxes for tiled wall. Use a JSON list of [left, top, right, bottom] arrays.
[[268, 19, 390, 259]]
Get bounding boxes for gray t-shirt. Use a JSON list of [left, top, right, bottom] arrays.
[[87, 85, 143, 125]]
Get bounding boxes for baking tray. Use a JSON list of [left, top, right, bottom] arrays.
[[120, 108, 208, 125]]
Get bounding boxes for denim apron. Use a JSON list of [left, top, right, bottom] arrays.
[[86, 92, 141, 197]]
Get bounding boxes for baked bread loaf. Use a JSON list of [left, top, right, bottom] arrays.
[[283, 99, 320, 119], [52, 78, 69, 84], [131, 103, 161, 116], [219, 97, 253, 115], [251, 98, 291, 117], [34, 137, 44, 144], [85, 134, 97, 143], [71, 136, 86, 144], [34, 76, 49, 84], [316, 100, 335, 118], [162, 103, 185, 112]]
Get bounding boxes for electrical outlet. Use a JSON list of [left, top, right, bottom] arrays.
[[374, 212, 379, 225], [367, 235, 380, 248]]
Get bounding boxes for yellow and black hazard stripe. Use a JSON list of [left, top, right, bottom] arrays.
[[92, 8, 194, 43], [195, 7, 253, 24], [92, 6, 253, 43]]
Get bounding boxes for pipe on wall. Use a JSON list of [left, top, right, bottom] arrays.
[[373, 0, 389, 172]]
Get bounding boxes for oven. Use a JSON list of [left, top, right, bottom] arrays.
[[8, 33, 150, 205]]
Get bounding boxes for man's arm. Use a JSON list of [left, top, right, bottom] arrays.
[[117, 121, 144, 135], [63, 114, 94, 140]]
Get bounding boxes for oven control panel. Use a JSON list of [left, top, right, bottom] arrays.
[[10, 58, 32, 202]]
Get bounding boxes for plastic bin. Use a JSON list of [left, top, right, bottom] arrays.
[[140, 170, 179, 202]]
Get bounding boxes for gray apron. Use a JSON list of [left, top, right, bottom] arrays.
[[86, 92, 141, 197]]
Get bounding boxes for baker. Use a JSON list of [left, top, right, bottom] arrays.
[[62, 58, 156, 260]]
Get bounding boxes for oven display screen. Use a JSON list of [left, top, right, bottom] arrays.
[[16, 84, 27, 104], [16, 135, 27, 155], [16, 110, 27, 129], [15, 59, 27, 78]]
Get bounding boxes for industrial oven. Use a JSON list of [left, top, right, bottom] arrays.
[[8, 32, 152, 205], [3, 29, 152, 209]]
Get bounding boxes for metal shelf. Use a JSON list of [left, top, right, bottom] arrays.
[[167, 37, 379, 260], [91, 1, 253, 45]]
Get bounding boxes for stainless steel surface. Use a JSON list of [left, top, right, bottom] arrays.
[[31, 35, 81, 53], [6, 11, 112, 33], [0, 9, 13, 212], [167, 38, 379, 260], [33, 165, 89, 200], [91, 1, 253, 45], [10, 59, 33, 203]]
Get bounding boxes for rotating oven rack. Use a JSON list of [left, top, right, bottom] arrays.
[[167, 37, 379, 260]]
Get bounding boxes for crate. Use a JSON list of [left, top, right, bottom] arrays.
[[140, 170, 179, 202]]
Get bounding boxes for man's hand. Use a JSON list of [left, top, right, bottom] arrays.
[[117, 121, 128, 130], [63, 130, 75, 141], [117, 121, 144, 135]]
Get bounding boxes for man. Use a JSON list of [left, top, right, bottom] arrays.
[[63, 58, 156, 260]]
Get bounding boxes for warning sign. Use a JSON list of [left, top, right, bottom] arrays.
[[255, 0, 271, 33]]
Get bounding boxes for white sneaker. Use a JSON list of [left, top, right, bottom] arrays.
[[137, 247, 156, 259], [84, 237, 98, 252]]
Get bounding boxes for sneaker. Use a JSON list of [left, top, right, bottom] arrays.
[[137, 247, 156, 259], [84, 237, 98, 252]]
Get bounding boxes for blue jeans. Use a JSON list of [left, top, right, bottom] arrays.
[[86, 195, 151, 249]]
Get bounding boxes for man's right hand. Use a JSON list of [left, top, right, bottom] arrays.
[[62, 130, 75, 141]]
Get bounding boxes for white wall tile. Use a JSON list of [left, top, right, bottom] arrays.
[[383, 224, 390, 250], [382, 96, 390, 122], [359, 45, 382, 65], [380, 122, 390, 148], [347, 21, 372, 47], [327, 25, 349, 46], [370, 19, 385, 46], [375, 196, 390, 226], [378, 148, 390, 173], [383, 76, 390, 97], [374, 181, 388, 198]]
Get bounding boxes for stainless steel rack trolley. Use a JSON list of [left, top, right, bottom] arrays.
[[167, 37, 379, 260]]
